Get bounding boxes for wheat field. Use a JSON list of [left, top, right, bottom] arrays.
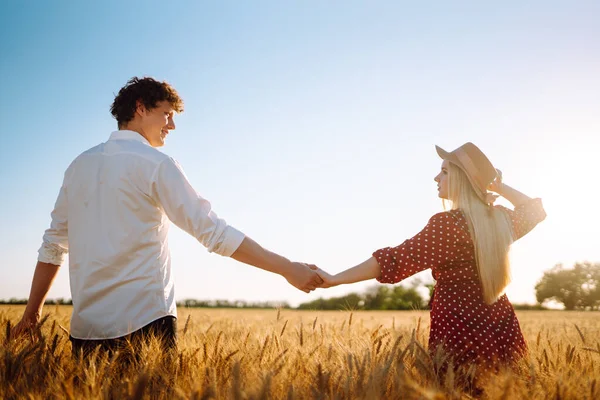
[[1, 306, 599, 399]]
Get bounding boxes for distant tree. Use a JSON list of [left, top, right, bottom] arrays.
[[176, 298, 290, 309], [512, 303, 547, 311], [297, 293, 363, 311], [535, 262, 600, 310], [0, 298, 72, 305], [364, 285, 425, 310]]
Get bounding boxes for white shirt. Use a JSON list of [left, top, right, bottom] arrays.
[[38, 130, 245, 339]]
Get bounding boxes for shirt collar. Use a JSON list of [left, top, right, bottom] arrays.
[[108, 130, 151, 146]]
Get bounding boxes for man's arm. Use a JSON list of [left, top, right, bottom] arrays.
[[12, 262, 60, 336], [230, 237, 322, 293], [14, 169, 70, 337], [152, 158, 322, 292]]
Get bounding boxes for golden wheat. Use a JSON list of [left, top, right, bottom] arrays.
[[1, 306, 599, 399]]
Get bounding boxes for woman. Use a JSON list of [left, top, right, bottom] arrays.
[[314, 142, 546, 379]]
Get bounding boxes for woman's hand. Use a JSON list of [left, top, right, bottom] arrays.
[[487, 169, 504, 194], [309, 265, 340, 288]]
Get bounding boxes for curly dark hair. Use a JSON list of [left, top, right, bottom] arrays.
[[110, 77, 184, 127]]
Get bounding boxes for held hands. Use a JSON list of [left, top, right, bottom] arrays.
[[284, 262, 324, 293], [283, 263, 341, 292], [306, 257, 381, 289], [308, 265, 340, 288]]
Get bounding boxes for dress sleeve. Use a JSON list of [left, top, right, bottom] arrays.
[[374, 212, 458, 284], [495, 198, 546, 241]]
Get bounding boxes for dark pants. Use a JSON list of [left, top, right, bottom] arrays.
[[70, 316, 177, 362]]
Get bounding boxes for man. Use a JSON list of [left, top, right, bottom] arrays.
[[13, 77, 322, 356]]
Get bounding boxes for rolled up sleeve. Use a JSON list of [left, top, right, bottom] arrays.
[[151, 157, 245, 256], [38, 183, 69, 265]]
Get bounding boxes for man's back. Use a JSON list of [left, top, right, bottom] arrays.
[[60, 130, 174, 339]]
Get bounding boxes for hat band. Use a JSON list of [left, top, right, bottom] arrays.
[[455, 148, 486, 192]]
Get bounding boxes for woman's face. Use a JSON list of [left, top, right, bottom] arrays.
[[434, 160, 450, 199]]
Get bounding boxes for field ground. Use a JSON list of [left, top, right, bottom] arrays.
[[1, 306, 599, 399]]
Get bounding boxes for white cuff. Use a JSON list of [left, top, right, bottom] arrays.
[[37, 242, 67, 265], [208, 226, 245, 257]]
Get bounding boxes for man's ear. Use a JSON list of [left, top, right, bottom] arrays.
[[135, 100, 146, 117]]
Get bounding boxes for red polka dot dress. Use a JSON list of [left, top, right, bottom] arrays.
[[373, 198, 546, 371]]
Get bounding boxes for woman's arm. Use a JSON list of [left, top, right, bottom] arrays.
[[497, 184, 532, 207], [315, 212, 459, 288], [313, 257, 381, 288], [489, 170, 546, 240], [488, 170, 532, 207]]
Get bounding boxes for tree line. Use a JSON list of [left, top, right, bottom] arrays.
[[0, 297, 290, 309], [2, 262, 598, 311]]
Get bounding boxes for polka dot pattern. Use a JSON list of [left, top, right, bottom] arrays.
[[373, 198, 546, 371]]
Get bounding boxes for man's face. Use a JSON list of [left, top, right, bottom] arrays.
[[137, 100, 176, 147]]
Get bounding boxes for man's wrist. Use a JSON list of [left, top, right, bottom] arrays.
[[273, 257, 294, 278], [23, 309, 41, 322]]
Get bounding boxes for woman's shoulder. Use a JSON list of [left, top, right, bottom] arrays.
[[428, 209, 465, 223], [426, 210, 466, 227], [425, 210, 471, 239]]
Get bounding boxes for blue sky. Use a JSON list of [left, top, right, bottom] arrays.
[[1, 1, 598, 307]]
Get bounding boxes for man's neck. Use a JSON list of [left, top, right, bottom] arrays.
[[118, 124, 155, 147], [119, 124, 146, 139]]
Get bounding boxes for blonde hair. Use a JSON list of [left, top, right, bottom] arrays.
[[445, 163, 514, 304]]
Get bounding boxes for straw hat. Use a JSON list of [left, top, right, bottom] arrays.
[[435, 142, 499, 205]]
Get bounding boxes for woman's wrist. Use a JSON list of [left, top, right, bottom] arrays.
[[330, 273, 344, 287]]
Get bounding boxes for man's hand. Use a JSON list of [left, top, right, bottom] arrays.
[[230, 237, 324, 293], [283, 262, 323, 293], [11, 312, 40, 339], [13, 261, 60, 340]]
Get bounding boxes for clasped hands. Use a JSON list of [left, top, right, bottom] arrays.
[[284, 262, 337, 293]]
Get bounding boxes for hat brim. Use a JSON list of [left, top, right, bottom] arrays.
[[435, 145, 451, 161], [435, 145, 461, 167]]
